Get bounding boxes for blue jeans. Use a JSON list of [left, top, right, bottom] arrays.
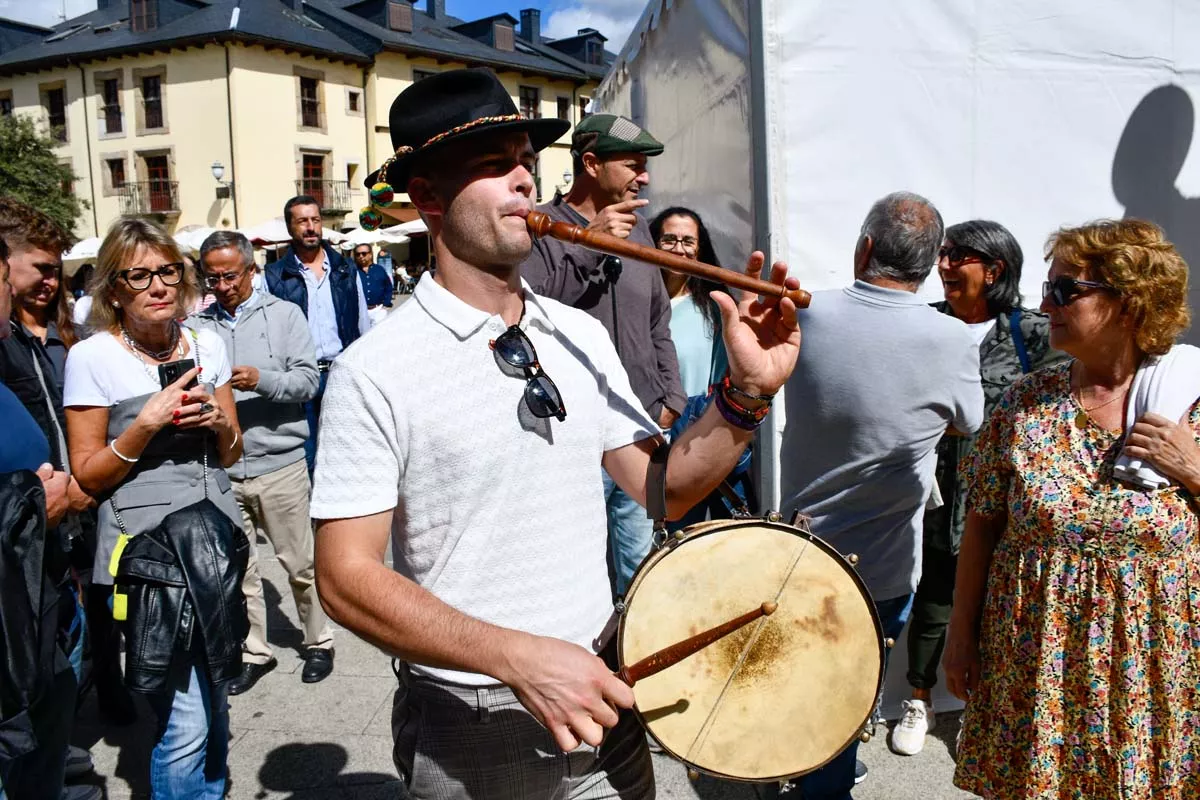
[[147, 659, 230, 799], [602, 471, 655, 598], [304, 369, 329, 475], [793, 593, 914, 800]]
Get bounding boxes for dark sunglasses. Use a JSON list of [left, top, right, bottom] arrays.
[[1042, 276, 1114, 307], [117, 263, 185, 291], [490, 326, 567, 422], [938, 244, 990, 267]]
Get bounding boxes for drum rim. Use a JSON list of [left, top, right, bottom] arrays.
[[616, 517, 887, 783]]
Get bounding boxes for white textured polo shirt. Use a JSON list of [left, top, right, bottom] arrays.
[[311, 275, 659, 685]]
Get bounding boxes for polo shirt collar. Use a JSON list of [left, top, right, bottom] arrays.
[[415, 275, 558, 339], [846, 279, 925, 306]]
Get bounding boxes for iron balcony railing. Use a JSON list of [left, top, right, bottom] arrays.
[[118, 180, 180, 216], [295, 179, 351, 214]]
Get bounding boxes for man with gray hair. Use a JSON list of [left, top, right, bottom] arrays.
[[189, 230, 335, 693], [779, 191, 983, 798]]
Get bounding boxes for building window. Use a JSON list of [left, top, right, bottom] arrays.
[[586, 39, 602, 65], [142, 75, 163, 129], [519, 86, 540, 120], [557, 96, 570, 122], [60, 160, 74, 195], [493, 22, 514, 52], [131, 0, 158, 32], [579, 97, 591, 121], [44, 87, 68, 142], [0, 94, 12, 117], [101, 78, 122, 134], [412, 69, 435, 82], [107, 158, 126, 188], [299, 76, 321, 128], [348, 90, 360, 113], [145, 154, 172, 212], [301, 154, 325, 204]]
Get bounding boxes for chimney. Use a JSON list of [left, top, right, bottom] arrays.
[[96, 0, 110, 9], [388, 0, 413, 33], [519, 8, 540, 43], [426, 0, 444, 19]]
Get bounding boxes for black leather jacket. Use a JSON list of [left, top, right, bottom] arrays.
[[115, 498, 249, 693]]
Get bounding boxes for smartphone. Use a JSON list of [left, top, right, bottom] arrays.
[[158, 358, 198, 390]]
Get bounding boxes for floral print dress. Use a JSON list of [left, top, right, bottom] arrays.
[[955, 361, 1200, 800]]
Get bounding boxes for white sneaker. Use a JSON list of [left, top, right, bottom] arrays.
[[890, 698, 935, 756]]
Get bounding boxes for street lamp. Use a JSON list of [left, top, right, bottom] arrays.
[[557, 168, 573, 194], [211, 160, 234, 199]]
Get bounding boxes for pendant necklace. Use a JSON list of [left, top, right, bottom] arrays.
[[1073, 384, 1128, 429], [122, 323, 184, 383]]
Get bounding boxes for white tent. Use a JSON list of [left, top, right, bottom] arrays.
[[61, 237, 102, 273], [337, 226, 411, 250], [174, 226, 219, 254]]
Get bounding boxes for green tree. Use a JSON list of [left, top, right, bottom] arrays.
[[0, 114, 88, 235]]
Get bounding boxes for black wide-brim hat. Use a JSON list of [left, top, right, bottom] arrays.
[[365, 68, 570, 192]]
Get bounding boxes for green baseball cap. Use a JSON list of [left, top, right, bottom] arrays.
[[571, 114, 665, 158]]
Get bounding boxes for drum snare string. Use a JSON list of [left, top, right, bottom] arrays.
[[683, 532, 812, 764]]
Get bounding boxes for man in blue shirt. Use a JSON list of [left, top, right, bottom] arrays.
[[266, 196, 372, 472], [351, 244, 393, 325]]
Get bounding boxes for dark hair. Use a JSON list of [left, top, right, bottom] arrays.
[[199, 230, 254, 269], [649, 206, 728, 333], [0, 236, 7, 263], [945, 219, 1024, 315], [0, 199, 77, 346], [283, 195, 321, 229]]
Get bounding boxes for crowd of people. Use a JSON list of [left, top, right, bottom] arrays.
[[1, 65, 1199, 800]]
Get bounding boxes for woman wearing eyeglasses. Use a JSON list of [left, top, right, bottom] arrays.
[[649, 207, 754, 524], [63, 218, 243, 799], [892, 220, 1064, 756], [945, 219, 1200, 800]]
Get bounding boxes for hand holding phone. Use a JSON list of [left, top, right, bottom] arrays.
[[158, 358, 198, 390]]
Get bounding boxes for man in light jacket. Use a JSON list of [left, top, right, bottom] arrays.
[[191, 231, 335, 694]]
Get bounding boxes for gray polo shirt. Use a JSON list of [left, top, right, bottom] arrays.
[[521, 195, 686, 422], [780, 280, 984, 601]]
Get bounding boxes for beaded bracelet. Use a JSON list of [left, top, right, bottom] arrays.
[[721, 375, 775, 406]]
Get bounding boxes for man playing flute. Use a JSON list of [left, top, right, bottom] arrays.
[[311, 68, 802, 800]]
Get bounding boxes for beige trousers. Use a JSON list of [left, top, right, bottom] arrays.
[[232, 457, 333, 664]]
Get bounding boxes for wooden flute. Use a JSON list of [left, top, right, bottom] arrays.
[[525, 211, 812, 309]]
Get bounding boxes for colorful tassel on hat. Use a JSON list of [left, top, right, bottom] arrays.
[[359, 207, 384, 231], [369, 182, 395, 207]]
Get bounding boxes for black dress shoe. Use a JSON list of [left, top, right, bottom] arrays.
[[227, 657, 277, 696], [301, 648, 334, 683]]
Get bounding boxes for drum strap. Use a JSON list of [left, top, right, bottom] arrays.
[[645, 440, 671, 528]]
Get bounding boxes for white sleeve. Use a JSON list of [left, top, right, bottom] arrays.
[[595, 321, 659, 451], [310, 360, 402, 520], [63, 341, 112, 407], [356, 275, 372, 335], [194, 329, 232, 388]]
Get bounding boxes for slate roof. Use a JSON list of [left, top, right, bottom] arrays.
[[0, 0, 614, 83]]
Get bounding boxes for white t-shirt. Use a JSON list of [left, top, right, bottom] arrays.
[[64, 327, 232, 408], [966, 318, 997, 347], [310, 277, 659, 685]]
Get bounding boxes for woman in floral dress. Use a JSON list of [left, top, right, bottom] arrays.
[[943, 219, 1200, 800]]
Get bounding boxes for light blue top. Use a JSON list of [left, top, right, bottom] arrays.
[[214, 286, 262, 330], [669, 294, 718, 397], [301, 254, 371, 361], [780, 280, 984, 601]]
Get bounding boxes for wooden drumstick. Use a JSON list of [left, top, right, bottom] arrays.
[[618, 602, 778, 686], [524, 211, 812, 309]]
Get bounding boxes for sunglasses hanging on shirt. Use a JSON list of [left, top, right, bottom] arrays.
[[490, 325, 567, 422]]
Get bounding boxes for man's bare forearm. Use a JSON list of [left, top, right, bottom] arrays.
[[315, 516, 524, 681], [663, 403, 755, 518]]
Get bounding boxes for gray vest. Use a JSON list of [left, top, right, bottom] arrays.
[[94, 393, 240, 586]]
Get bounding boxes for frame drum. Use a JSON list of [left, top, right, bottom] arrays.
[[618, 519, 884, 782]]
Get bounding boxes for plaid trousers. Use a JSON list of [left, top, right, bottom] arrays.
[[392, 665, 655, 800]]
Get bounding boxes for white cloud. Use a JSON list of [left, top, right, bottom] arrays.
[[0, 0, 96, 27], [542, 0, 646, 53]]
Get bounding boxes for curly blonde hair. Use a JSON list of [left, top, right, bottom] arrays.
[[1045, 219, 1190, 356], [88, 217, 200, 333]]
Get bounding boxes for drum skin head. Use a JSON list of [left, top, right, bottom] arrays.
[[619, 521, 883, 782]]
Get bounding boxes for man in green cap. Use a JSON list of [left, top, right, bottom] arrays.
[[522, 113, 686, 598]]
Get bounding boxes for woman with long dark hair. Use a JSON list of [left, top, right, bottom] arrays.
[[650, 206, 754, 523]]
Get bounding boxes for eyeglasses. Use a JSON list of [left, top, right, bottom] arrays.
[[659, 234, 698, 252], [490, 326, 567, 422], [938, 244, 989, 267], [117, 263, 185, 292], [204, 268, 249, 288], [1042, 276, 1115, 307]]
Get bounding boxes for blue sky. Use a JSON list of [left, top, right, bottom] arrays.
[[1, 0, 642, 51]]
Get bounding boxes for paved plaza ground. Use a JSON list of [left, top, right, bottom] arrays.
[[71, 529, 976, 800]]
